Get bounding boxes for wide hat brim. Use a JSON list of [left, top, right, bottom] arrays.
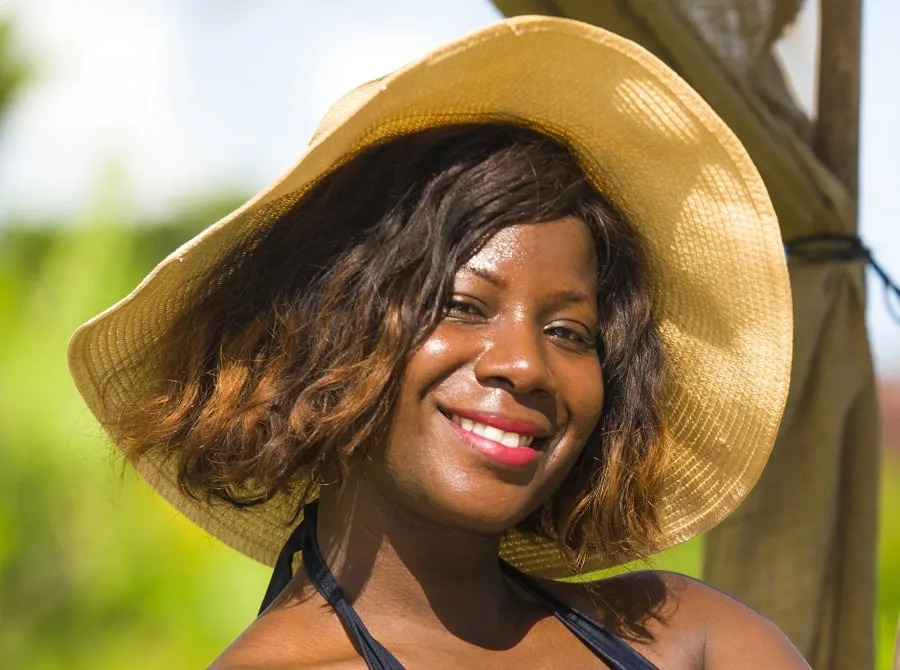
[[68, 16, 792, 578]]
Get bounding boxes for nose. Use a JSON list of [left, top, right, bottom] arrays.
[[473, 319, 555, 397]]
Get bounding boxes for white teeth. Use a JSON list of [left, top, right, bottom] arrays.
[[449, 414, 535, 448], [483, 425, 505, 443]]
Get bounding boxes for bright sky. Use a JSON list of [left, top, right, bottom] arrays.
[[0, 0, 897, 373]]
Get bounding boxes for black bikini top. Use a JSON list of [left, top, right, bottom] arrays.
[[258, 502, 658, 670]]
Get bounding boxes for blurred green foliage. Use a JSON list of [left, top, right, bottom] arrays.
[[0, 190, 273, 669]]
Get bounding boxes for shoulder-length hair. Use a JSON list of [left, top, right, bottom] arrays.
[[113, 123, 667, 569]]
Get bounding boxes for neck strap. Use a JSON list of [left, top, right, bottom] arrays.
[[257, 501, 403, 669]]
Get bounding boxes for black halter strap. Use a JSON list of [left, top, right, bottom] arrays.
[[259, 501, 403, 669], [259, 502, 657, 669], [499, 561, 658, 670]]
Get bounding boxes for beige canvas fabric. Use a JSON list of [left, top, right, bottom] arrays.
[[492, 2, 880, 668], [893, 615, 900, 670]]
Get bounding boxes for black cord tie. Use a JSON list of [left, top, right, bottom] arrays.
[[785, 233, 900, 323]]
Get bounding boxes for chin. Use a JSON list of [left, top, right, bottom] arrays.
[[398, 478, 549, 536], [371, 425, 572, 537]]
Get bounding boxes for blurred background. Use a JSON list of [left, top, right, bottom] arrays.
[[0, 0, 897, 668]]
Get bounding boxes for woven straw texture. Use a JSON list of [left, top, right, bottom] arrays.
[[488, 4, 876, 665], [67, 16, 792, 579]]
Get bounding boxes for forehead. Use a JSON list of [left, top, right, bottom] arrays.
[[462, 218, 598, 290]]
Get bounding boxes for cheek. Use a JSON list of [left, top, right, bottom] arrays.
[[400, 324, 476, 398], [563, 360, 605, 443], [417, 333, 451, 359], [386, 327, 467, 449], [585, 364, 605, 424]]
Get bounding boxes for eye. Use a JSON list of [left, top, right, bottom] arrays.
[[545, 324, 596, 353], [442, 297, 486, 321]]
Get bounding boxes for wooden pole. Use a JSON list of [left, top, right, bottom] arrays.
[[812, 0, 862, 202]]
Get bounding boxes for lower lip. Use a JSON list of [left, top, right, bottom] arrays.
[[445, 416, 543, 467]]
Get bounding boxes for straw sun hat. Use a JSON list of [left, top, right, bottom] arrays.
[[68, 15, 792, 578]]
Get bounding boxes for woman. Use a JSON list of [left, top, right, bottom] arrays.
[[69, 16, 808, 669]]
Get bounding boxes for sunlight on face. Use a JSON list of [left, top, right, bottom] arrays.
[[368, 218, 605, 533]]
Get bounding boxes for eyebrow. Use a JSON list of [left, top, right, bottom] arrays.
[[460, 265, 594, 306], [459, 265, 505, 288], [547, 289, 593, 307]]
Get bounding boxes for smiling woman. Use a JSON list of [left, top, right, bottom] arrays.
[[68, 15, 808, 670], [112, 125, 665, 574]]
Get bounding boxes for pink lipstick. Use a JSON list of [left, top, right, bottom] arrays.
[[441, 409, 548, 467]]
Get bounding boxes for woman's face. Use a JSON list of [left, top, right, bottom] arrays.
[[370, 217, 605, 533]]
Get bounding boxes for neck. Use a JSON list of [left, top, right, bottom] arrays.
[[311, 472, 528, 646]]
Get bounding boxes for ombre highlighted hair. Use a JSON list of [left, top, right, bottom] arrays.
[[110, 123, 667, 569]]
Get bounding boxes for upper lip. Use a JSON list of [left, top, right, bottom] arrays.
[[440, 406, 553, 438]]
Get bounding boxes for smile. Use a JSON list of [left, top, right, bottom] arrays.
[[439, 408, 550, 467], [449, 414, 534, 447]]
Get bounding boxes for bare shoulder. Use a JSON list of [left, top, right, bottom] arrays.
[[655, 572, 811, 669], [208, 585, 360, 670], [208, 618, 339, 670], [537, 570, 810, 669]]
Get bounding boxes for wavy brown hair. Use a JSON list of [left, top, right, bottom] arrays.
[[112, 123, 667, 569]]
